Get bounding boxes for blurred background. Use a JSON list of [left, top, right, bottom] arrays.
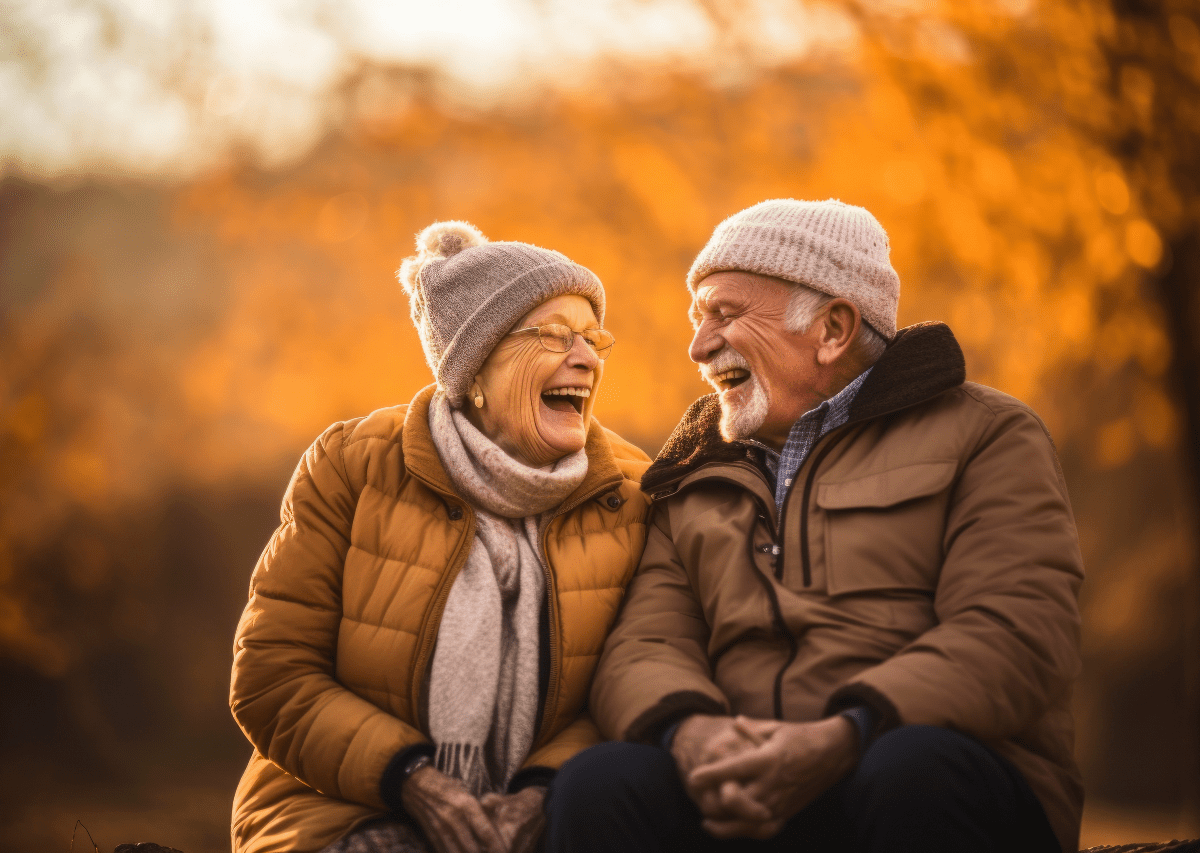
[[2, 0, 1198, 850]]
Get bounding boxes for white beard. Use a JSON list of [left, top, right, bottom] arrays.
[[718, 374, 770, 442]]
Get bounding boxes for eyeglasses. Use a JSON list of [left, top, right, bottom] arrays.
[[507, 324, 616, 360]]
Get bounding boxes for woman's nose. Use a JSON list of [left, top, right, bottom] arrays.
[[566, 332, 599, 369]]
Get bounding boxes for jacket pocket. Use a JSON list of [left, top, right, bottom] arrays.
[[816, 461, 957, 596]]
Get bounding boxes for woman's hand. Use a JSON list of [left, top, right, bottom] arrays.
[[400, 765, 506, 853], [479, 786, 547, 853]]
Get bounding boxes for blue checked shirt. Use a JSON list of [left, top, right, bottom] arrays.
[[761, 368, 872, 512]]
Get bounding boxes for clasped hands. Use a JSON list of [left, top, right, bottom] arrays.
[[670, 713, 859, 840], [400, 764, 545, 853]]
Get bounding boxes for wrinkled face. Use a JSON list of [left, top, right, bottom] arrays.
[[468, 294, 603, 468], [689, 271, 824, 447]]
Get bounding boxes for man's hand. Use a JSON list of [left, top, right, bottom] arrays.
[[479, 786, 547, 853], [687, 715, 859, 840], [400, 765, 506, 853], [669, 714, 779, 778], [669, 715, 780, 826]]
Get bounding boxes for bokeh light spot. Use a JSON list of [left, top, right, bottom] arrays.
[[1125, 218, 1163, 268], [1134, 318, 1171, 376], [1134, 384, 1179, 448], [1094, 169, 1130, 215], [1056, 286, 1094, 346], [1086, 229, 1127, 280]]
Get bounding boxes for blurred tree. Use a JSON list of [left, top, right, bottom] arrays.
[[1094, 0, 1200, 545], [1097, 0, 1200, 819]]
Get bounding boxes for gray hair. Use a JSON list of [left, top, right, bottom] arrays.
[[785, 284, 887, 362]]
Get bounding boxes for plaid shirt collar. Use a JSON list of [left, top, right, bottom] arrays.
[[752, 367, 873, 511]]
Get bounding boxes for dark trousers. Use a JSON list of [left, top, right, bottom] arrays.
[[544, 725, 1060, 853]]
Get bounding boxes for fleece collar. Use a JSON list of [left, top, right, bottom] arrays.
[[641, 322, 967, 496]]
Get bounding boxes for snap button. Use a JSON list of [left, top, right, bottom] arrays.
[[605, 494, 622, 509], [447, 505, 463, 520]]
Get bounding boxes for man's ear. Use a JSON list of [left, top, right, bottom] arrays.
[[815, 300, 860, 366]]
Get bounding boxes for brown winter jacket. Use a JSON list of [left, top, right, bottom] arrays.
[[590, 322, 1085, 853], [229, 385, 651, 853]]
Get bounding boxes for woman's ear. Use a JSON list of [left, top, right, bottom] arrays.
[[471, 379, 485, 409]]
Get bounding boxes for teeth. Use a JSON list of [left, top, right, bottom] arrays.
[[713, 369, 749, 383], [543, 387, 591, 397]]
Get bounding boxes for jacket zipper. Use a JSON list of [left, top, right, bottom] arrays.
[[659, 449, 861, 720], [533, 476, 624, 749], [758, 428, 849, 716], [777, 429, 850, 586], [744, 531, 797, 719]]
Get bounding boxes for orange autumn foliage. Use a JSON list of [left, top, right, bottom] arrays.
[[0, 1, 1197, 841]]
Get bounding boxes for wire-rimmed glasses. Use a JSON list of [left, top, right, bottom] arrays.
[[507, 324, 616, 360]]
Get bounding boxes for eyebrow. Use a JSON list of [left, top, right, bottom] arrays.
[[523, 313, 599, 328], [692, 288, 736, 314]]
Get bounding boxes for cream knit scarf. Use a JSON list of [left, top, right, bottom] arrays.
[[427, 393, 587, 795]]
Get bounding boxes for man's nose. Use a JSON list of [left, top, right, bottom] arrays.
[[689, 320, 721, 364]]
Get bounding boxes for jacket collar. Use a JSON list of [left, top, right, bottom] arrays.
[[402, 384, 625, 506], [641, 321, 966, 495]]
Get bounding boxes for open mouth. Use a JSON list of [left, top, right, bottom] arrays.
[[712, 368, 750, 392], [541, 386, 590, 415]]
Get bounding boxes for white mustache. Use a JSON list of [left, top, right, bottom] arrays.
[[699, 348, 752, 386]]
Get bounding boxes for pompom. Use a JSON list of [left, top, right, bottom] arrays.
[[417, 220, 487, 259], [397, 219, 487, 296]]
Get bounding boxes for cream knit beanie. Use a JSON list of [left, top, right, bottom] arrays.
[[397, 221, 605, 405], [687, 198, 900, 339]]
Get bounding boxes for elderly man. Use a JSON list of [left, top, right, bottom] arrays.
[[543, 199, 1083, 853]]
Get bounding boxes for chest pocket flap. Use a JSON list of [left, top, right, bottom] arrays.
[[816, 460, 958, 511], [815, 461, 958, 597]]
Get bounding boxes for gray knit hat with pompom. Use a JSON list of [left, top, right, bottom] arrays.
[[397, 220, 605, 405]]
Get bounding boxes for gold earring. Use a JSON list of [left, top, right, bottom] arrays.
[[473, 388, 484, 408]]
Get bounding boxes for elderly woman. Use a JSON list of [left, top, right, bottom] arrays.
[[229, 222, 651, 853]]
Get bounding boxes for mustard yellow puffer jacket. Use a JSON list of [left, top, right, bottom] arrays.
[[229, 385, 651, 853]]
